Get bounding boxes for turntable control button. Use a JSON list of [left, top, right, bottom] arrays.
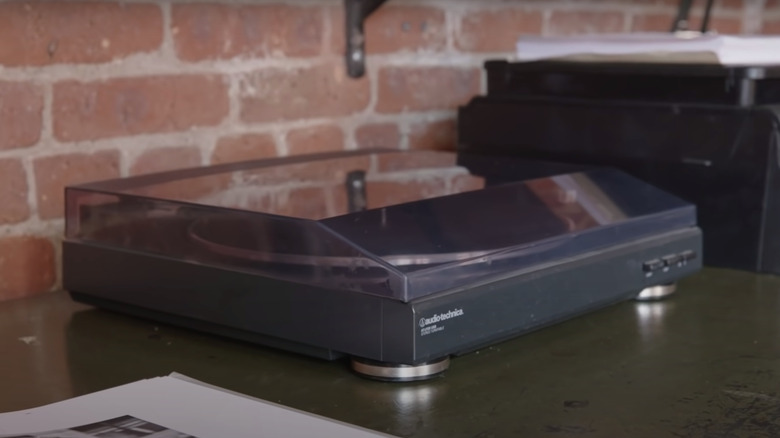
[[680, 250, 697, 261], [643, 259, 664, 272], [662, 254, 683, 267]]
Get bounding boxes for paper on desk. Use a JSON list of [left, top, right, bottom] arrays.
[[0, 373, 396, 438], [516, 32, 780, 65]]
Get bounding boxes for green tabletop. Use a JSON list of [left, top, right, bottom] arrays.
[[2, 268, 779, 437]]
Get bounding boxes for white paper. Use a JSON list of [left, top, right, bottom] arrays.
[[0, 374, 396, 438], [516, 32, 780, 65]]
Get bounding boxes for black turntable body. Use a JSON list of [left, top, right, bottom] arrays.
[[459, 60, 780, 274], [63, 150, 701, 380]]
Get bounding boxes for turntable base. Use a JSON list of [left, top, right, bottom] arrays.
[[348, 282, 679, 382], [62, 150, 703, 380], [350, 357, 451, 382], [635, 283, 678, 301]]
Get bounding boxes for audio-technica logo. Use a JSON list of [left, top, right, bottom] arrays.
[[418, 309, 464, 328]]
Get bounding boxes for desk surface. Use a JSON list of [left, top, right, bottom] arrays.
[[2, 268, 779, 437]]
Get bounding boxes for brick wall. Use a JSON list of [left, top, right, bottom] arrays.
[[0, 0, 769, 302], [764, 0, 780, 32]]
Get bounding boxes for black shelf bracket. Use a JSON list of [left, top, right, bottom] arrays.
[[671, 0, 716, 33], [345, 0, 387, 78]]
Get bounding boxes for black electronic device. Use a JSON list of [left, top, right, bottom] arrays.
[[459, 60, 780, 274], [63, 150, 701, 380]]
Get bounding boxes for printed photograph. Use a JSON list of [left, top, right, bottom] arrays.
[[2, 415, 196, 438]]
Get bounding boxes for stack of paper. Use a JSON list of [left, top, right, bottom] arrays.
[[0, 373, 395, 438], [516, 32, 780, 65]]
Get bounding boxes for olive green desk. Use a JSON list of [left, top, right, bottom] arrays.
[[2, 268, 779, 437]]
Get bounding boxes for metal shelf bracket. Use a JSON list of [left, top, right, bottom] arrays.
[[670, 0, 716, 33], [345, 0, 387, 78]]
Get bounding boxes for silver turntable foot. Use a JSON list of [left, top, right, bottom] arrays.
[[351, 357, 450, 382], [635, 282, 677, 301]]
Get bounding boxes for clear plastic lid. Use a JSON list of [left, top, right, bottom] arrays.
[[65, 150, 695, 302]]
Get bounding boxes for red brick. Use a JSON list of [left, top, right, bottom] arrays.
[[0, 81, 43, 150], [240, 63, 370, 123], [328, 181, 350, 216], [707, 0, 744, 10], [130, 146, 202, 176], [53, 75, 229, 142], [409, 119, 457, 151], [650, 0, 740, 12], [215, 191, 274, 213], [327, 6, 347, 55], [365, 6, 446, 54], [633, 13, 742, 33], [366, 176, 448, 209], [720, 0, 745, 8], [376, 150, 456, 172], [131, 172, 231, 204], [760, 7, 780, 34], [172, 4, 323, 61], [689, 16, 742, 33], [356, 123, 401, 150], [450, 173, 486, 194], [592, 0, 677, 4], [0, 2, 162, 66], [330, 5, 446, 54], [763, 19, 780, 34], [457, 9, 543, 52], [0, 236, 56, 301], [34, 150, 120, 219], [212, 133, 277, 165], [635, 0, 743, 31], [0, 159, 29, 225], [273, 186, 329, 220], [611, 0, 679, 4], [237, 156, 372, 186], [287, 125, 344, 156], [631, 14, 681, 32], [548, 11, 626, 36], [376, 67, 481, 114]]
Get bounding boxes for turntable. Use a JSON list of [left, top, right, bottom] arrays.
[[63, 150, 702, 381]]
